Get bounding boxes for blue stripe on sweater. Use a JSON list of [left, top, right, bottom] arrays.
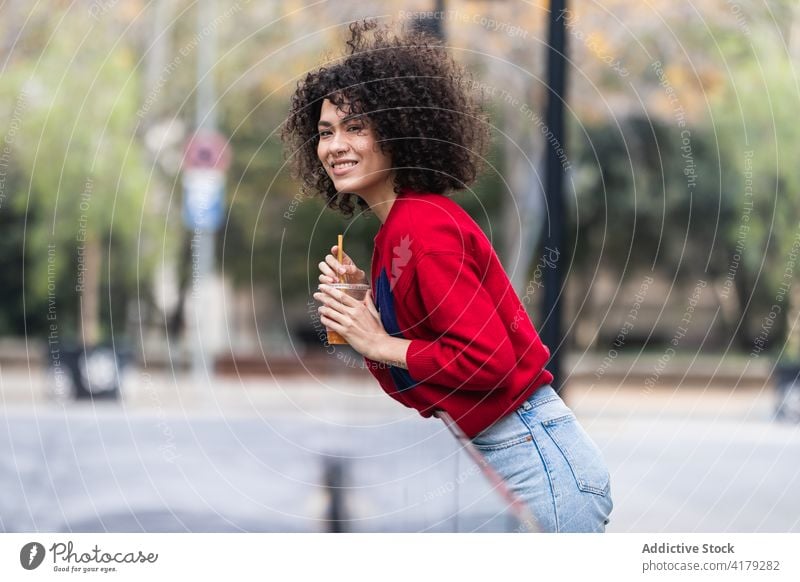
[[375, 267, 418, 393]]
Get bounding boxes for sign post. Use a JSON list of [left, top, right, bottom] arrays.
[[182, 129, 230, 389]]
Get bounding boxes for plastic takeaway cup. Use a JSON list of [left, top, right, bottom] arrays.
[[319, 283, 370, 345]]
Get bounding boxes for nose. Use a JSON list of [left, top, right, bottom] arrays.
[[328, 129, 349, 157]]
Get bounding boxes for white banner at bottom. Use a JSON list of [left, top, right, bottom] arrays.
[[1, 533, 798, 581]]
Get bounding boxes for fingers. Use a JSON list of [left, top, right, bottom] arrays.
[[318, 312, 343, 334], [331, 245, 351, 261], [318, 306, 342, 324], [319, 256, 343, 283], [330, 246, 362, 274], [365, 289, 381, 320], [321, 246, 364, 284], [318, 260, 336, 283], [314, 296, 343, 318], [317, 295, 352, 336], [326, 253, 348, 274], [314, 285, 356, 311], [317, 287, 385, 347], [330, 246, 352, 268], [317, 292, 351, 328], [321, 253, 349, 284]]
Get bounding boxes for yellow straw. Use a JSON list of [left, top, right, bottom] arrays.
[[337, 234, 347, 283]]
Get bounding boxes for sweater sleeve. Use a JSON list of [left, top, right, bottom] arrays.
[[404, 251, 515, 390]]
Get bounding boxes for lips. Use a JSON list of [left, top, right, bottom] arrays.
[[331, 159, 358, 177]]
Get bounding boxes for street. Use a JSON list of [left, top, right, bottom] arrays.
[[1, 368, 798, 532]]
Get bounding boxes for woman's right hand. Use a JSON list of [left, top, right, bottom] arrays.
[[318, 245, 366, 285]]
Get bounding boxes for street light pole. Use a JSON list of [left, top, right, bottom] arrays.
[[541, 0, 568, 393], [196, 0, 217, 134], [412, 0, 446, 40], [413, 0, 567, 391], [191, 0, 218, 389]]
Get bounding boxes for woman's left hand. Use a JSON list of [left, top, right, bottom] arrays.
[[314, 286, 387, 358]]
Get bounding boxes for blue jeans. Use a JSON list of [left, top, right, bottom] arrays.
[[471, 385, 613, 532]]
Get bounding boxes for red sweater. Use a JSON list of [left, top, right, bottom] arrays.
[[366, 188, 554, 438]]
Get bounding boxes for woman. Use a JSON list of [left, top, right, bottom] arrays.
[[282, 20, 613, 532]]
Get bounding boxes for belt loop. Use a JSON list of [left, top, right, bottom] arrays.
[[519, 399, 533, 412]]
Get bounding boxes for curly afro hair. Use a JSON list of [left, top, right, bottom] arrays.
[[281, 20, 491, 217]]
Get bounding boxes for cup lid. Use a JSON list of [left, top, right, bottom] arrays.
[[320, 283, 370, 290]]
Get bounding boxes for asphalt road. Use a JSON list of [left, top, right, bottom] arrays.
[[1, 369, 798, 532]]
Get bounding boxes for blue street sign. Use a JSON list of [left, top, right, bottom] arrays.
[[182, 168, 224, 231]]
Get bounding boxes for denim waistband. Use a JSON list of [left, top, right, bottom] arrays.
[[518, 384, 560, 412]]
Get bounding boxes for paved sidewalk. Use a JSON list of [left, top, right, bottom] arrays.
[[1, 365, 798, 532]]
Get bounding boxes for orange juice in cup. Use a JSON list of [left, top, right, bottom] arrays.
[[322, 283, 370, 344]]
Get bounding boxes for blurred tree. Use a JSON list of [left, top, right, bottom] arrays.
[[0, 165, 47, 336], [712, 15, 800, 359], [558, 0, 800, 351], [3, 6, 158, 344], [6, 0, 794, 360]]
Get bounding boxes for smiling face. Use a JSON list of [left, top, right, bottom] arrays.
[[316, 98, 394, 202]]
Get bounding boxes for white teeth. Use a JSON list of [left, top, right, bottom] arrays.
[[334, 161, 357, 168]]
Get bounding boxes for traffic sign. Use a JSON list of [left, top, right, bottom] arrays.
[[183, 168, 224, 231], [183, 130, 231, 171]]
